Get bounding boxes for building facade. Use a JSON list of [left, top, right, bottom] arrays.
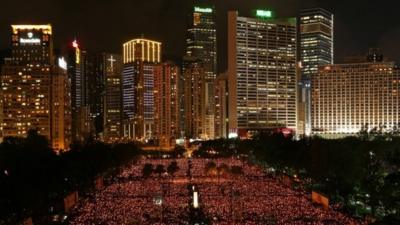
[[67, 41, 106, 141], [67, 40, 90, 141], [186, 6, 217, 139], [1, 25, 71, 151], [300, 8, 334, 79], [227, 11, 298, 138], [103, 54, 123, 142], [299, 8, 334, 136], [183, 56, 206, 139], [121, 62, 136, 139], [312, 61, 400, 136], [214, 73, 228, 139], [154, 62, 180, 148], [83, 52, 104, 136], [51, 66, 72, 150], [122, 38, 161, 141]]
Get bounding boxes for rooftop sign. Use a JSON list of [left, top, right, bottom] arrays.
[[19, 31, 41, 44], [256, 10, 273, 18], [194, 7, 213, 13]]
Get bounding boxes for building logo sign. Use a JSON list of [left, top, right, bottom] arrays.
[[20, 32, 41, 44], [194, 7, 212, 13], [256, 10, 273, 18]]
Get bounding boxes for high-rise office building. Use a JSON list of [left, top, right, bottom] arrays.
[[299, 8, 334, 136], [67, 41, 105, 141], [300, 8, 334, 78], [296, 63, 307, 136], [0, 50, 11, 142], [312, 57, 400, 136], [141, 63, 156, 140], [51, 65, 72, 150], [178, 64, 186, 139], [122, 38, 161, 141], [183, 56, 206, 139], [154, 62, 180, 148], [214, 73, 228, 139], [186, 6, 217, 139], [68, 40, 89, 141], [83, 52, 105, 136], [1, 24, 71, 151], [227, 10, 297, 138], [67, 40, 81, 141], [186, 6, 217, 80], [103, 53, 123, 142]]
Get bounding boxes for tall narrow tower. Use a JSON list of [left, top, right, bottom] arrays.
[[103, 53, 123, 142], [299, 8, 334, 136], [186, 5, 217, 139]]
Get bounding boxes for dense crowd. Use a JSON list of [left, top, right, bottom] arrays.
[[69, 157, 361, 225], [69, 180, 189, 224]]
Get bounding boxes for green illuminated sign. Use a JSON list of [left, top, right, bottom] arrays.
[[256, 10, 273, 18], [194, 7, 213, 13]]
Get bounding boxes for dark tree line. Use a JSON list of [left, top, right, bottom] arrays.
[[142, 161, 180, 177], [0, 130, 140, 224], [204, 161, 243, 176]]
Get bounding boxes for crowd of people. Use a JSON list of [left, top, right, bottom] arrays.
[[69, 179, 190, 224], [69, 157, 362, 225]]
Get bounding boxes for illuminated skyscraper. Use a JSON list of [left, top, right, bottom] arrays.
[[103, 54, 123, 142], [154, 62, 180, 148], [214, 73, 228, 139], [83, 52, 105, 136], [51, 65, 72, 150], [186, 6, 217, 139], [122, 38, 161, 141], [67, 41, 105, 141], [68, 40, 89, 141], [299, 8, 334, 136], [227, 11, 298, 138], [1, 24, 71, 151], [183, 56, 206, 139], [312, 59, 400, 136], [178, 64, 186, 139], [300, 8, 334, 78]]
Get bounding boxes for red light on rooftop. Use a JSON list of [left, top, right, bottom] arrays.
[[72, 40, 78, 48]]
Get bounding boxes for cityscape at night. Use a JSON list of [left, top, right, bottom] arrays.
[[0, 0, 399, 224]]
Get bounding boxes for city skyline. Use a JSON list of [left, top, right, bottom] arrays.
[[1, 5, 399, 143], [1, 0, 400, 70]]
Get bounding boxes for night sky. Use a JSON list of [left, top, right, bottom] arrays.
[[1, 0, 399, 71]]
